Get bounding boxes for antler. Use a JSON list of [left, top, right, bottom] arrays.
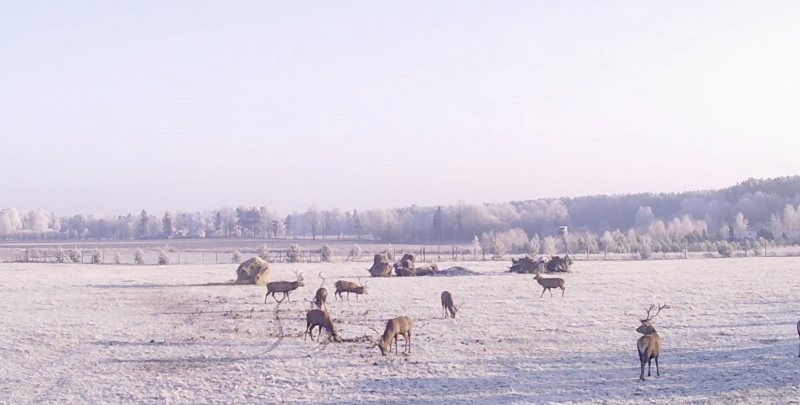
[[641, 303, 669, 322], [318, 271, 325, 289], [456, 301, 464, 311], [368, 326, 382, 344]]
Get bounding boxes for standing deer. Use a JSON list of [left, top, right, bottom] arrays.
[[636, 303, 669, 381], [440, 291, 463, 318], [264, 271, 305, 303], [334, 278, 368, 301], [375, 316, 414, 356], [314, 271, 328, 311], [533, 273, 566, 297], [305, 309, 338, 342]]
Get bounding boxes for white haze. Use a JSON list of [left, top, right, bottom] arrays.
[[2, 1, 800, 215]]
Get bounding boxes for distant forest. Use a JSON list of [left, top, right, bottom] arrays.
[[3, 176, 800, 256]]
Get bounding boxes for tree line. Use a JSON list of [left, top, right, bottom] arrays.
[[2, 176, 800, 254]]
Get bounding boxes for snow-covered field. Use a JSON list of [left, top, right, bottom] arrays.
[[2, 258, 800, 404]]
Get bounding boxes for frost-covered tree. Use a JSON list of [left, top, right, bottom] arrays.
[[635, 206, 655, 230], [134, 248, 145, 265], [492, 237, 506, 260], [733, 212, 749, 239], [0, 208, 23, 236], [231, 249, 242, 263], [471, 235, 480, 260], [542, 236, 558, 255], [305, 206, 323, 240], [320, 244, 333, 262], [385, 244, 395, 261], [600, 231, 616, 254], [91, 248, 102, 264], [162, 212, 173, 238], [158, 250, 170, 265], [114, 251, 121, 264], [529, 234, 541, 256]]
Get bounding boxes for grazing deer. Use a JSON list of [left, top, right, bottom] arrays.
[[636, 303, 669, 381], [305, 309, 338, 342], [440, 291, 463, 318], [264, 271, 305, 303], [533, 273, 566, 297], [375, 316, 414, 356], [334, 278, 368, 301], [314, 271, 328, 311]]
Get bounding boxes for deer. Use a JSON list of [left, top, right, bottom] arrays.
[[264, 271, 305, 303], [636, 303, 669, 381], [334, 278, 368, 301], [305, 309, 338, 342], [533, 272, 566, 297], [313, 271, 328, 311], [373, 316, 413, 356], [796, 320, 800, 358], [440, 291, 463, 319]]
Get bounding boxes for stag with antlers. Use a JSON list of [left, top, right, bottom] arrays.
[[636, 303, 669, 381], [441, 291, 463, 319], [264, 271, 305, 303], [334, 277, 368, 301]]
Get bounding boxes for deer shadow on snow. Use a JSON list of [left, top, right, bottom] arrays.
[[326, 341, 800, 405]]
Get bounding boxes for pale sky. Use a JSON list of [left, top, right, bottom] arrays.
[[2, 1, 799, 215]]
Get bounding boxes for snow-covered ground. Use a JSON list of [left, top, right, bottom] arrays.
[[1, 258, 800, 404]]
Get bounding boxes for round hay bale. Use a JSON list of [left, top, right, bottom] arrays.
[[235, 257, 271, 285], [368, 253, 392, 277]]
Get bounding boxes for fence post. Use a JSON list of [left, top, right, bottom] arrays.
[[202, 251, 205, 264], [216, 251, 219, 264]]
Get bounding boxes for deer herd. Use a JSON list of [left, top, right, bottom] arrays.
[[261, 264, 800, 382]]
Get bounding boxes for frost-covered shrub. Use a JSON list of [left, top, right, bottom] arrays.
[[286, 244, 301, 263], [385, 244, 395, 261], [134, 248, 145, 265], [717, 241, 734, 258], [158, 250, 170, 265], [232, 249, 242, 263], [350, 244, 362, 261], [257, 244, 270, 261], [69, 249, 83, 263], [56, 246, 66, 263], [91, 248, 102, 264], [114, 252, 121, 264], [320, 244, 333, 262]]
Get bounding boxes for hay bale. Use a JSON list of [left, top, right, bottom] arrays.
[[545, 255, 572, 273], [393, 254, 416, 276], [434, 266, 480, 277], [235, 257, 271, 285], [414, 262, 439, 276], [368, 253, 392, 277], [509, 256, 540, 274]]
